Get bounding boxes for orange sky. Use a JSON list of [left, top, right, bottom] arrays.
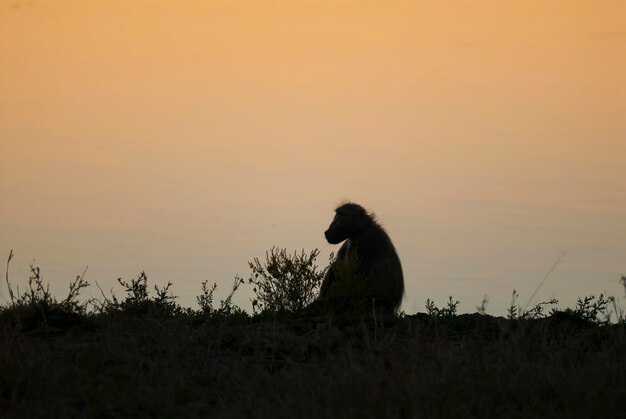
[[1, 1, 625, 313]]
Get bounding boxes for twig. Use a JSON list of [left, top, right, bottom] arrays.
[[5, 249, 15, 304], [524, 251, 566, 311]]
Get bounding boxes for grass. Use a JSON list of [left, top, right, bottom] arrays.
[[1, 249, 625, 418]]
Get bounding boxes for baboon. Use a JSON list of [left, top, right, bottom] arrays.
[[316, 202, 404, 314]]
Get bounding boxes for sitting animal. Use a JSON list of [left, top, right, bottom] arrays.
[[316, 202, 404, 314]]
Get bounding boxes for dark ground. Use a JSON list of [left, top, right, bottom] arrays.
[[1, 311, 625, 419]]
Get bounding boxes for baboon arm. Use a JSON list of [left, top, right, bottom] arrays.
[[319, 267, 336, 298], [319, 242, 348, 299]]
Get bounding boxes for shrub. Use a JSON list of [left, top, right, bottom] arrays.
[[196, 277, 246, 316], [425, 296, 459, 318], [1, 250, 89, 331], [507, 289, 559, 320], [248, 247, 326, 314], [95, 271, 182, 318], [556, 294, 619, 325]]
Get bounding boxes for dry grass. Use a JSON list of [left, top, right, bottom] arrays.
[[1, 311, 625, 418], [1, 252, 625, 418]]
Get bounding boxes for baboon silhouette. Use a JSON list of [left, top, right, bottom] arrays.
[[316, 202, 404, 314]]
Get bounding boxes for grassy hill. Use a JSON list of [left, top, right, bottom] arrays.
[[1, 251, 625, 418], [1, 308, 625, 418]]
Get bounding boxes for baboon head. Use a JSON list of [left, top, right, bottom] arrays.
[[324, 203, 370, 244]]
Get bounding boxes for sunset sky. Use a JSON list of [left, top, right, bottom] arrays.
[[1, 0, 625, 314]]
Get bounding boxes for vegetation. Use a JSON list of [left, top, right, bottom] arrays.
[[248, 247, 326, 314], [1, 249, 625, 418]]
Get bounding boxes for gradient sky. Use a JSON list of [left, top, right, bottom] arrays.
[[1, 0, 625, 315]]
